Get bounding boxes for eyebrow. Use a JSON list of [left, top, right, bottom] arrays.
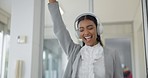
[[79, 25, 93, 29], [87, 25, 93, 28]]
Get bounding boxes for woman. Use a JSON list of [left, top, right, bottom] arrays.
[[48, 0, 123, 78]]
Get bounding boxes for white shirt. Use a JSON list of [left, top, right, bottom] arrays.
[[78, 43, 105, 78]]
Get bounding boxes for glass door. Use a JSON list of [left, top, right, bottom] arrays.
[[0, 22, 10, 78], [142, 0, 148, 77], [0, 30, 4, 77], [1, 34, 10, 78]]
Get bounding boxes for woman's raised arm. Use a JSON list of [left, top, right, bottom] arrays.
[[48, 1, 81, 58]]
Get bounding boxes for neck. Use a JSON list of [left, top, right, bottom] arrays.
[[91, 41, 99, 47]]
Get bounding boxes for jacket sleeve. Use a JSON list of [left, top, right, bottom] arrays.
[[48, 2, 81, 58], [114, 50, 124, 78]]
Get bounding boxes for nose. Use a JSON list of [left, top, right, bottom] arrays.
[[83, 29, 90, 35]]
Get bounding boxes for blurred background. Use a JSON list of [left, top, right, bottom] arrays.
[[0, 0, 147, 78]]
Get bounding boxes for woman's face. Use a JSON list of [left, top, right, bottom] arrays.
[[78, 19, 98, 46]]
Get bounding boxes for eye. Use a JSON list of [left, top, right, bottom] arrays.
[[87, 26, 94, 30], [79, 29, 84, 32]]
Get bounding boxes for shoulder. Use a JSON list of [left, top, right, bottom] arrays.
[[104, 46, 116, 53], [103, 46, 120, 57]]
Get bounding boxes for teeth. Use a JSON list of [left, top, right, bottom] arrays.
[[85, 36, 91, 39]]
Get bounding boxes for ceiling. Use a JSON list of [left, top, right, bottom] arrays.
[[44, 0, 140, 27], [0, 0, 140, 40], [0, 0, 140, 24], [94, 0, 140, 23]]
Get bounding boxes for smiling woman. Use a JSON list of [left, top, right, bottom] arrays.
[[0, 0, 147, 78], [46, 0, 123, 78]]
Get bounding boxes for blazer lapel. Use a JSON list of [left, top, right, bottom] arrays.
[[72, 52, 81, 78], [104, 47, 110, 78]]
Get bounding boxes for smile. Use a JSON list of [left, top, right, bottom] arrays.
[[84, 36, 92, 41]]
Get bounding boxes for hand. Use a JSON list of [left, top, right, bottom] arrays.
[[48, 0, 56, 3]]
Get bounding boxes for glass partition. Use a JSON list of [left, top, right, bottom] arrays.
[[0, 30, 3, 76], [42, 39, 66, 78], [0, 23, 10, 78]]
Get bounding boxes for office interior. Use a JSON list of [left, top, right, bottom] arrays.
[[0, 0, 148, 78]]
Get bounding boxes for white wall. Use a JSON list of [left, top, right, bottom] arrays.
[[102, 22, 133, 40], [133, 1, 147, 78], [94, 0, 139, 23], [7, 0, 43, 78]]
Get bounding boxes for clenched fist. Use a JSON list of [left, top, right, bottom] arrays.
[[48, 0, 56, 3]]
